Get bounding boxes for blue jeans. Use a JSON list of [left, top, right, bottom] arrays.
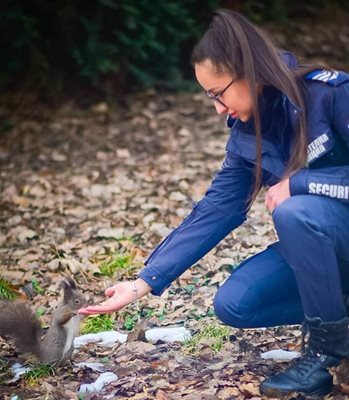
[[214, 195, 349, 328]]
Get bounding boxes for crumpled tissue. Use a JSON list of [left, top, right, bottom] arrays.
[[74, 326, 191, 348], [74, 331, 127, 347], [79, 371, 118, 393], [145, 327, 191, 343], [75, 362, 106, 372], [260, 349, 301, 361], [7, 363, 31, 383]]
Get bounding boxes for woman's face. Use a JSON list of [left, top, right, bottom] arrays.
[[195, 59, 253, 122]]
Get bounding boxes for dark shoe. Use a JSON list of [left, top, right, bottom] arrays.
[[260, 316, 349, 397]]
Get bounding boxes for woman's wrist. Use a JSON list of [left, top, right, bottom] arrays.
[[134, 278, 152, 297]]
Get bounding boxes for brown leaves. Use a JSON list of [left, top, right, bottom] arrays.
[[331, 359, 349, 395], [0, 88, 345, 400], [239, 380, 261, 398]]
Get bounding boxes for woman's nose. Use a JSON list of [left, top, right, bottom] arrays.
[[214, 101, 228, 115]]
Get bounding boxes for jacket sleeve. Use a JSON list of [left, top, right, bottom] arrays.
[[290, 83, 349, 201], [138, 151, 255, 295]]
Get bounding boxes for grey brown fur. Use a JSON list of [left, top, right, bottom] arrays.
[[0, 277, 90, 365]]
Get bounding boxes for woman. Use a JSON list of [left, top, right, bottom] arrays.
[[79, 10, 349, 397]]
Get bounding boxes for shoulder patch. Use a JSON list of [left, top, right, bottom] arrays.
[[307, 70, 339, 83]]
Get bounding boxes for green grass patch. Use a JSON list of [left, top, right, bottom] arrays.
[[99, 250, 134, 277], [0, 358, 9, 372], [22, 363, 55, 386], [122, 312, 140, 331], [35, 306, 46, 318], [206, 308, 215, 317], [81, 314, 115, 334], [182, 323, 231, 355], [0, 277, 18, 300], [140, 307, 167, 322], [0, 359, 10, 384], [115, 307, 168, 331], [31, 278, 44, 294]]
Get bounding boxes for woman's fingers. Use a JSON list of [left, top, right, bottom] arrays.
[[265, 179, 290, 213], [105, 286, 117, 297], [78, 287, 120, 314], [78, 298, 121, 315], [78, 307, 111, 315], [78, 280, 151, 315], [265, 192, 274, 213]]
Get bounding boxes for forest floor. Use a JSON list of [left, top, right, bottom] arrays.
[[1, 7, 349, 400]]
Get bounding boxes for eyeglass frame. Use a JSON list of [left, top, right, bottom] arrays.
[[204, 78, 236, 107]]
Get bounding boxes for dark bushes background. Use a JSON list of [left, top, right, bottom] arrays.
[[0, 0, 219, 96], [0, 0, 347, 98]]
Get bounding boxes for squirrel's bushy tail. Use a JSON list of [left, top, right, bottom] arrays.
[[0, 300, 43, 357]]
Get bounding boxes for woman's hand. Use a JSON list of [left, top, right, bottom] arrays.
[[265, 178, 290, 213], [78, 278, 152, 315]]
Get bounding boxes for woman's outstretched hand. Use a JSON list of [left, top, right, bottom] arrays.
[[265, 178, 290, 213], [78, 278, 152, 315]]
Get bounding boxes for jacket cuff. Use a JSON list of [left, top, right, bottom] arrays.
[[289, 169, 309, 196], [138, 266, 171, 296]]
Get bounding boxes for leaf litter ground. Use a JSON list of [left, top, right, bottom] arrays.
[[2, 91, 349, 400], [4, 8, 349, 390]]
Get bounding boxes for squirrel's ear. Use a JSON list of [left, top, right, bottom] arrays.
[[59, 277, 78, 302], [59, 277, 77, 291]]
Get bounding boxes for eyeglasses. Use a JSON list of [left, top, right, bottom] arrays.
[[204, 78, 236, 107]]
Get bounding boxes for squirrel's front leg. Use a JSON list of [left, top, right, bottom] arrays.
[[56, 306, 76, 326]]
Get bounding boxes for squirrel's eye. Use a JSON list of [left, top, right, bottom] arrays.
[[74, 299, 81, 305]]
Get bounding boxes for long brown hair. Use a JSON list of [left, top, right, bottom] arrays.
[[191, 9, 309, 203]]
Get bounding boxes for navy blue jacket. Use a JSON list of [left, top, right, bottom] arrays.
[[139, 63, 349, 296]]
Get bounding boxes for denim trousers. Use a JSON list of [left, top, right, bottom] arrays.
[[214, 195, 349, 328]]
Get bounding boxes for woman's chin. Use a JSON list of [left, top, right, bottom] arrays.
[[238, 113, 253, 123]]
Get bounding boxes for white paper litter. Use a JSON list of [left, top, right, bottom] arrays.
[[79, 371, 118, 393], [145, 327, 191, 343], [7, 363, 31, 383], [74, 326, 191, 348], [75, 362, 106, 372], [260, 349, 301, 361], [74, 331, 128, 347]]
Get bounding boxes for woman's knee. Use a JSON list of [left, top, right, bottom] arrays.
[[272, 196, 311, 238], [213, 282, 258, 329]]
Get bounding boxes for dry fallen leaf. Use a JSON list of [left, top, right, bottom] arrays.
[[239, 382, 261, 397]]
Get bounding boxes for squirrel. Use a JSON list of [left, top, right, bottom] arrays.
[[0, 277, 92, 365]]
